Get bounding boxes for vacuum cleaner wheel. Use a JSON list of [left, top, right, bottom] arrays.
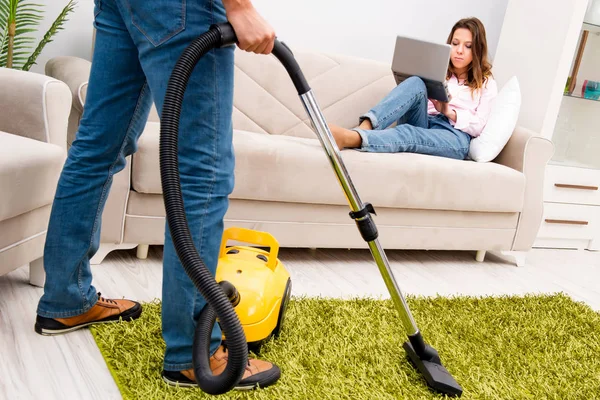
[[273, 278, 292, 338], [247, 340, 265, 354]]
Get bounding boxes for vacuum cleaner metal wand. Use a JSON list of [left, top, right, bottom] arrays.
[[299, 91, 418, 336], [300, 91, 463, 398]]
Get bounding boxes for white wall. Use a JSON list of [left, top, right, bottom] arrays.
[[30, 0, 507, 73], [251, 0, 508, 63]]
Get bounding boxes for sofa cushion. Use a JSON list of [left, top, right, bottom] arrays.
[[0, 131, 66, 221], [232, 49, 396, 139], [132, 123, 525, 213], [469, 76, 522, 162]]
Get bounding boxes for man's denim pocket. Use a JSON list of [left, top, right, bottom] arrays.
[[94, 0, 102, 17], [126, 0, 186, 47]]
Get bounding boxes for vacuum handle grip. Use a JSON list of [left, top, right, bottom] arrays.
[[211, 22, 311, 95], [212, 22, 237, 46], [272, 41, 311, 95]]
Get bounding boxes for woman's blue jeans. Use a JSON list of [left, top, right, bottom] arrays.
[[36, 0, 232, 371], [354, 76, 471, 160]]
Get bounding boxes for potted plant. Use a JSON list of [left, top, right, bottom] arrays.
[[0, 0, 76, 70]]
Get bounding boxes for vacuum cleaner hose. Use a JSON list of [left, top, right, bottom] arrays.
[[159, 25, 247, 395], [160, 22, 310, 394]]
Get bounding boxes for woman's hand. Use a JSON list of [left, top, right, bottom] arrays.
[[430, 99, 448, 114], [431, 99, 457, 122], [223, 0, 275, 55]]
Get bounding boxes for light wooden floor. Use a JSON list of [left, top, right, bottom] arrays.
[[1, 247, 599, 400]]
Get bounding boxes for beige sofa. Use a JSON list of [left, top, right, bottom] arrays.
[[0, 68, 71, 285], [45, 48, 553, 267]]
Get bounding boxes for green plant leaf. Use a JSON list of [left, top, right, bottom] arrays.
[[16, 13, 44, 21], [0, 56, 29, 67], [16, 16, 44, 24], [0, 1, 10, 55], [12, 39, 34, 49], [14, 27, 37, 35], [22, 0, 76, 71], [1, 0, 43, 68], [0, 0, 76, 69]]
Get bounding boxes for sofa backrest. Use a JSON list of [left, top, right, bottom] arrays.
[[231, 48, 396, 138]]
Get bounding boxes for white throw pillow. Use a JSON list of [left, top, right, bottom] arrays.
[[469, 76, 521, 162]]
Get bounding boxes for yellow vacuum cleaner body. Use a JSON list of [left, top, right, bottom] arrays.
[[215, 227, 291, 352]]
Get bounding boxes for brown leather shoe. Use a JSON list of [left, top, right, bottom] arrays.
[[162, 344, 281, 390], [35, 292, 142, 335]]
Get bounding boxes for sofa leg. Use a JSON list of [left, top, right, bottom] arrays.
[[136, 244, 149, 260], [90, 243, 137, 265], [29, 257, 46, 287], [475, 250, 486, 262], [500, 251, 527, 267]]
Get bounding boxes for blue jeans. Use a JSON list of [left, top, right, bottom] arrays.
[[36, 0, 232, 371], [354, 76, 471, 160]]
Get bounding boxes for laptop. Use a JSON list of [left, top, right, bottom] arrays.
[[391, 35, 451, 102]]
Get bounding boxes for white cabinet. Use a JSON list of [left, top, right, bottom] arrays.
[[533, 6, 600, 251], [535, 165, 600, 250]]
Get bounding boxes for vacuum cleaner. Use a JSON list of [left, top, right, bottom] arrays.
[[159, 22, 463, 397], [215, 226, 292, 354]]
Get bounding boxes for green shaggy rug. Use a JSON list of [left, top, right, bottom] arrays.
[[91, 294, 600, 400]]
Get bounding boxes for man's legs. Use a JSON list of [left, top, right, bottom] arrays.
[[119, 1, 280, 388], [36, 0, 151, 324], [117, 0, 232, 372]]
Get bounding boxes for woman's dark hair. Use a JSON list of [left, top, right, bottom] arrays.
[[446, 17, 493, 92]]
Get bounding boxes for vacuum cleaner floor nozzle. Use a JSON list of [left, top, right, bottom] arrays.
[[403, 341, 463, 397]]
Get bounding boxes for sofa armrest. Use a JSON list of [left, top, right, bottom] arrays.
[[494, 126, 554, 250], [45, 56, 91, 114], [0, 68, 71, 149], [45, 56, 93, 146]]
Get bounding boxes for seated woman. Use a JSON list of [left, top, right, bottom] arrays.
[[329, 17, 497, 160]]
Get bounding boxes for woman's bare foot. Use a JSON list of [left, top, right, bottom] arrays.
[[328, 124, 363, 149]]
